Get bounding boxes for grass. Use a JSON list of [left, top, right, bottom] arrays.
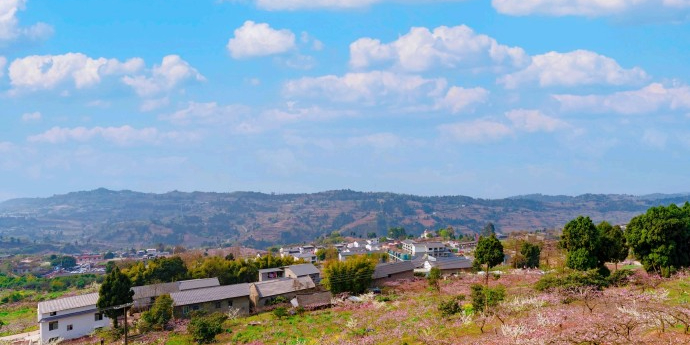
[[164, 333, 192, 345], [0, 304, 37, 336]]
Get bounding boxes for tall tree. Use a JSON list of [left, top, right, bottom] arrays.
[[625, 203, 690, 276], [322, 255, 376, 294], [481, 222, 496, 237], [97, 266, 134, 328], [387, 227, 407, 240], [474, 234, 504, 285], [597, 221, 628, 271], [519, 242, 541, 269], [560, 216, 601, 271]]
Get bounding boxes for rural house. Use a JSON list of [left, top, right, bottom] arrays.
[[170, 283, 251, 318], [249, 277, 316, 309], [37, 293, 110, 344], [132, 278, 220, 311], [372, 261, 415, 285], [284, 263, 321, 284]]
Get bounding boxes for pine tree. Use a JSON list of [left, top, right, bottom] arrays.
[[97, 266, 134, 328]]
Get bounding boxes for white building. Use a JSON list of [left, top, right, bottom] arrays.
[[37, 292, 110, 344]]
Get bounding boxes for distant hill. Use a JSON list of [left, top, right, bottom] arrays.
[[0, 188, 688, 251]]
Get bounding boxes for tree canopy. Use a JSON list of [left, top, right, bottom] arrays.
[[474, 234, 504, 284], [97, 266, 134, 328], [560, 216, 601, 271], [597, 221, 628, 270], [322, 255, 376, 294], [388, 227, 407, 240], [625, 203, 690, 276]]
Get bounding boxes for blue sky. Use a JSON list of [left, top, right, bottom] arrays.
[[1, 0, 690, 200]]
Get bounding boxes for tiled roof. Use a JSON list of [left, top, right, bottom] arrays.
[[171, 283, 251, 306], [252, 277, 315, 298], [291, 291, 332, 309], [132, 281, 180, 300], [427, 256, 473, 270], [373, 261, 415, 279], [38, 293, 99, 314], [284, 263, 319, 277], [178, 278, 220, 290], [258, 268, 284, 274]]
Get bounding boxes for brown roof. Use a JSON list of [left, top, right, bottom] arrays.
[[251, 277, 315, 298], [291, 291, 332, 309]]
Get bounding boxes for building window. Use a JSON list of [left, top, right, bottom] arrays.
[[183, 306, 189, 315], [215, 301, 221, 309], [49, 321, 58, 331], [49, 311, 57, 316], [228, 300, 233, 307], [67, 324, 73, 331], [192, 305, 200, 311], [94, 313, 103, 321]]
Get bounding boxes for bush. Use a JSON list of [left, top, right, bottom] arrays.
[[438, 295, 465, 317], [470, 284, 505, 313], [188, 312, 228, 344], [534, 269, 609, 292], [140, 294, 173, 331], [608, 269, 634, 286], [273, 307, 288, 319]]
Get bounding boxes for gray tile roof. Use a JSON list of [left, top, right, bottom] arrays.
[[171, 283, 251, 306], [284, 263, 319, 277], [178, 278, 220, 290], [132, 281, 180, 300], [38, 292, 99, 314], [258, 268, 284, 274], [291, 291, 332, 309], [373, 261, 415, 279], [252, 277, 315, 298], [427, 256, 473, 270]]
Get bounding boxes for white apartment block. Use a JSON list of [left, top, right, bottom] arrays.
[[37, 292, 110, 344]]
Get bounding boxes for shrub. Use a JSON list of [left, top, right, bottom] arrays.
[[273, 307, 288, 319], [188, 312, 228, 344], [534, 269, 609, 292], [140, 294, 173, 331], [470, 284, 505, 313], [608, 269, 634, 286], [438, 295, 465, 317]]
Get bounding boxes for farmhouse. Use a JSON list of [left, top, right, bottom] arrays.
[[372, 261, 415, 285], [421, 256, 473, 275], [131, 278, 220, 311], [249, 277, 316, 309], [37, 293, 110, 344], [284, 263, 321, 284], [170, 283, 251, 318]]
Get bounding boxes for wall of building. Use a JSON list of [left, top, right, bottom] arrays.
[[173, 297, 250, 319], [39, 311, 110, 343], [372, 270, 415, 286]]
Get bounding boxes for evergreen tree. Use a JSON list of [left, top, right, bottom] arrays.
[[97, 266, 134, 328], [474, 234, 504, 285]]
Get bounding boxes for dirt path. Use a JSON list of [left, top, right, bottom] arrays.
[[0, 330, 40, 344]]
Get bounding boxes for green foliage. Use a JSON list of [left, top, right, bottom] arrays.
[[438, 226, 455, 240], [481, 222, 496, 237], [387, 227, 407, 240], [608, 268, 634, 287], [322, 255, 376, 294], [315, 247, 339, 262], [428, 267, 442, 292], [140, 294, 173, 332], [475, 234, 504, 284], [0, 273, 101, 294], [273, 306, 288, 319], [625, 203, 690, 275], [561, 216, 601, 271], [597, 222, 628, 267], [438, 295, 465, 317], [125, 256, 188, 286], [49, 255, 77, 268], [534, 269, 610, 291], [517, 242, 541, 269], [188, 312, 228, 344], [470, 284, 505, 313], [103, 252, 115, 260], [97, 266, 134, 329]]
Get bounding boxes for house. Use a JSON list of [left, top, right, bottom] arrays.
[[421, 256, 473, 275], [171, 283, 251, 318], [37, 293, 110, 344], [292, 252, 317, 264], [284, 263, 321, 284], [258, 267, 285, 282], [372, 261, 415, 285], [131, 278, 220, 311], [290, 291, 332, 310], [249, 277, 316, 309]]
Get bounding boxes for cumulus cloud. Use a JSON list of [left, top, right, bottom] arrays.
[[505, 109, 568, 132], [0, 0, 53, 43], [27, 125, 198, 146], [9, 53, 144, 91], [121, 55, 204, 97], [499, 50, 648, 88], [554, 83, 690, 114], [438, 120, 513, 143], [436, 86, 489, 113], [492, 0, 690, 19], [284, 71, 446, 105], [349, 25, 528, 72], [21, 111, 41, 122], [227, 21, 296, 59]]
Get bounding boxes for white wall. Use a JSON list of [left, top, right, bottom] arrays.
[[39, 310, 110, 344]]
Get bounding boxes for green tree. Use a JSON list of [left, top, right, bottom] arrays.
[[428, 267, 442, 292], [315, 247, 339, 262], [146, 256, 189, 283], [561, 216, 601, 271], [481, 222, 496, 237], [97, 266, 134, 329], [387, 227, 407, 240], [518, 242, 541, 269], [597, 222, 628, 271], [49, 255, 77, 268], [273, 306, 288, 319], [470, 284, 506, 313], [474, 234, 504, 285], [103, 252, 115, 260], [188, 312, 228, 344], [625, 203, 690, 276], [322, 255, 376, 294], [140, 294, 173, 331]]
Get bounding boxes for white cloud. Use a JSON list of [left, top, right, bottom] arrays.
[[140, 97, 170, 112], [492, 0, 690, 18], [27, 126, 198, 145], [555, 83, 690, 114], [227, 21, 296, 59], [256, 148, 304, 175], [436, 86, 489, 113], [121, 55, 204, 97], [21, 111, 41, 122], [499, 50, 648, 89], [161, 102, 251, 126], [505, 109, 568, 132], [0, 56, 6, 77], [438, 119, 513, 143], [284, 71, 446, 105], [0, 0, 53, 43], [9, 53, 144, 91], [349, 25, 528, 72]]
